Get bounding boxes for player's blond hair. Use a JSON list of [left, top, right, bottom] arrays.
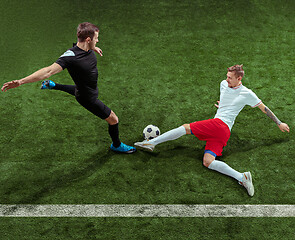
[[227, 64, 244, 78]]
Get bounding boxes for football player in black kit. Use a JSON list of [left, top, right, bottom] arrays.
[[1, 22, 136, 153]]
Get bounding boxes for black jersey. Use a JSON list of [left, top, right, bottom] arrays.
[[56, 44, 98, 100]]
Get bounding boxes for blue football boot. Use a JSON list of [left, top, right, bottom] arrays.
[[110, 142, 136, 154], [41, 80, 56, 89]]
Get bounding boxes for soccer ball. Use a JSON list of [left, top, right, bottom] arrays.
[[143, 125, 160, 140]]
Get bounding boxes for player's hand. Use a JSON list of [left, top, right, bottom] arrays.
[[1, 80, 21, 92], [278, 123, 290, 133], [94, 47, 103, 56], [214, 101, 220, 108]]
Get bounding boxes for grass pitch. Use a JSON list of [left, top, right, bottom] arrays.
[[0, 0, 294, 238]]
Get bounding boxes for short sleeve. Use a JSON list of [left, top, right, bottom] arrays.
[[220, 80, 227, 92], [56, 50, 75, 70], [247, 90, 262, 108]]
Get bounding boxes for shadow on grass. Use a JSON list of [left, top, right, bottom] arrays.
[[14, 150, 117, 204], [135, 134, 290, 162], [10, 135, 290, 203], [136, 145, 204, 163], [223, 133, 290, 158]]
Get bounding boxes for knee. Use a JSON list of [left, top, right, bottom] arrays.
[[106, 111, 119, 125], [182, 124, 191, 135], [203, 154, 215, 168], [203, 159, 211, 168]]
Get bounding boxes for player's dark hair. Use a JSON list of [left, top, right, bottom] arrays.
[[227, 64, 244, 78], [77, 22, 99, 42]]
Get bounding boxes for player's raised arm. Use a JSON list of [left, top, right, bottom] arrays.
[[94, 47, 103, 56], [1, 63, 63, 92], [258, 102, 290, 132]]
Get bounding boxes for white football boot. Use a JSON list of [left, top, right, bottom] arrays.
[[240, 172, 254, 197], [134, 140, 155, 152]]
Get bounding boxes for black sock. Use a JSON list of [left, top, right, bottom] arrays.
[[53, 83, 76, 96], [108, 123, 121, 148]]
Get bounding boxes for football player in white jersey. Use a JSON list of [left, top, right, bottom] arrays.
[[135, 64, 289, 196]]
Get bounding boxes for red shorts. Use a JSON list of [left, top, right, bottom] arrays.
[[190, 118, 230, 156]]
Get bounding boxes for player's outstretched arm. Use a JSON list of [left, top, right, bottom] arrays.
[[258, 102, 290, 132], [1, 63, 63, 92]]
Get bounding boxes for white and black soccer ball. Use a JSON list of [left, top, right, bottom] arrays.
[[143, 125, 160, 140]]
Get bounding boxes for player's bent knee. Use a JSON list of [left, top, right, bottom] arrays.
[[203, 160, 211, 168], [203, 153, 215, 168], [106, 111, 119, 125], [182, 124, 191, 135], [112, 112, 119, 123]]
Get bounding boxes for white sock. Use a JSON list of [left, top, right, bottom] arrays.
[[148, 126, 186, 146], [208, 160, 243, 182]]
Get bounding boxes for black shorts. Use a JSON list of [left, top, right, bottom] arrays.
[[76, 97, 112, 120]]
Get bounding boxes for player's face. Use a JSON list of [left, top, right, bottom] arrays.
[[89, 31, 99, 50], [226, 71, 241, 88]]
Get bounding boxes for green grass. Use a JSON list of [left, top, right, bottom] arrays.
[[0, 0, 295, 238], [1, 217, 295, 240]]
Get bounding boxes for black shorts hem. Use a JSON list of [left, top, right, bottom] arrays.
[[76, 97, 112, 120]]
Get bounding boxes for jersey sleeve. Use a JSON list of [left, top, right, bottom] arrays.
[[247, 90, 262, 108], [56, 50, 75, 69], [220, 80, 227, 92]]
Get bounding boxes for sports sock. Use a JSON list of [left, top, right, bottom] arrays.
[[208, 160, 243, 182], [53, 83, 76, 96], [108, 123, 121, 148], [149, 126, 186, 146]]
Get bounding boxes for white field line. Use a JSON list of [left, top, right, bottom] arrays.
[[1, 205, 295, 217]]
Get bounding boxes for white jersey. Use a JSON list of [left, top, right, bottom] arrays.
[[214, 80, 262, 131]]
